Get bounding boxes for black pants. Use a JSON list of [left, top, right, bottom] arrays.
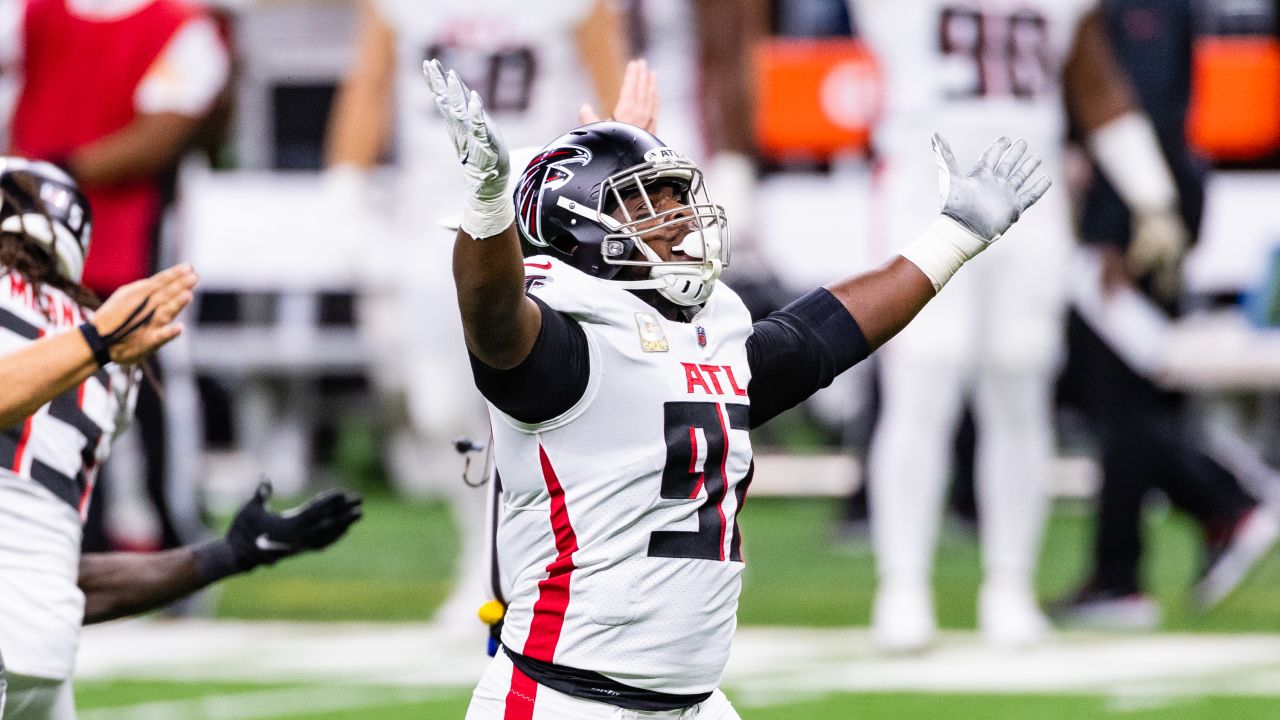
[[1059, 311, 1255, 593]]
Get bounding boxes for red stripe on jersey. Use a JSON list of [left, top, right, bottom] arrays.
[[687, 427, 706, 499], [521, 445, 579, 663], [504, 665, 539, 720], [11, 415, 34, 473], [715, 404, 730, 561]]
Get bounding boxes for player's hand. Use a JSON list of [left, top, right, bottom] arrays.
[[934, 134, 1052, 243], [580, 58, 660, 134], [224, 479, 363, 569], [1128, 208, 1188, 303], [422, 59, 512, 238], [92, 264, 198, 366]]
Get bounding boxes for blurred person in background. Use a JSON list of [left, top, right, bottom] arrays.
[[325, 0, 632, 629], [620, 0, 785, 317], [848, 0, 1189, 652], [1053, 0, 1279, 629], [0, 0, 18, 149], [0, 158, 362, 720], [1, 0, 231, 558]]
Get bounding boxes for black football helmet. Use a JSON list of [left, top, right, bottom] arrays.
[[0, 157, 91, 282], [513, 122, 729, 306]]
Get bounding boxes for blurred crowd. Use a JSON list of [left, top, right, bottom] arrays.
[[1, 0, 1279, 646]]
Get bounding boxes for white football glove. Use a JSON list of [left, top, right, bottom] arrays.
[[1128, 208, 1189, 303], [422, 59, 512, 239], [901, 134, 1053, 291], [935, 134, 1052, 242]]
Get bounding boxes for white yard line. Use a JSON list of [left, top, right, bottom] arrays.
[[77, 620, 1280, 700], [78, 685, 447, 720]]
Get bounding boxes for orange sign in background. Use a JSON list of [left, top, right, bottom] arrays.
[[1188, 37, 1280, 162], [753, 39, 880, 162]]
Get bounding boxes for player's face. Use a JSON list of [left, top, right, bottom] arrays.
[[608, 183, 697, 266]]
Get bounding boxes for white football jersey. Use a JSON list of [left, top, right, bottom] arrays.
[[491, 257, 755, 695], [0, 270, 138, 680], [376, 0, 595, 190], [851, 0, 1096, 369], [853, 0, 1096, 164]]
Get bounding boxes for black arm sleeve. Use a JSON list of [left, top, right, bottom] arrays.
[[746, 288, 871, 429], [468, 296, 591, 425]]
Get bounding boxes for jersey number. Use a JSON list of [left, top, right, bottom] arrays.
[[938, 7, 1052, 99], [0, 372, 108, 511], [424, 43, 537, 113], [648, 401, 752, 562]]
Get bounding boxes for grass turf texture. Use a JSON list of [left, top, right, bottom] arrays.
[[74, 681, 1280, 719], [209, 494, 1280, 633], [75, 494, 1280, 718]]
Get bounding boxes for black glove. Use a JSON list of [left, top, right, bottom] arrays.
[[226, 480, 363, 569], [194, 479, 362, 582]]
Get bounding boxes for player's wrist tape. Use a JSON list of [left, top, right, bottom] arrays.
[[1088, 112, 1178, 214], [77, 322, 112, 367], [461, 194, 515, 240], [192, 539, 254, 583], [899, 215, 990, 292]]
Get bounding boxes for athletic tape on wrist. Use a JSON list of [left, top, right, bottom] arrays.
[[77, 322, 111, 367], [899, 216, 990, 292], [461, 195, 515, 240], [1088, 112, 1177, 214]]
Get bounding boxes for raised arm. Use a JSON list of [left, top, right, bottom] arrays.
[[0, 264, 196, 429], [573, 0, 628, 120], [827, 135, 1052, 349], [1065, 9, 1186, 299], [422, 60, 542, 370], [81, 481, 361, 624], [324, 0, 396, 169]]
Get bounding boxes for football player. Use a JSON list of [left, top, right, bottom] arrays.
[[425, 60, 1051, 719], [325, 0, 631, 630], [0, 158, 362, 720], [847, 0, 1188, 651]]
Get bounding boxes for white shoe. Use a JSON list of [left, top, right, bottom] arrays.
[[979, 584, 1050, 649], [872, 580, 936, 654], [1196, 507, 1280, 611], [1050, 587, 1161, 631]]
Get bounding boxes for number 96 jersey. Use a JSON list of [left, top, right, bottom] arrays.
[[489, 257, 755, 696], [852, 0, 1095, 166], [0, 270, 138, 680]]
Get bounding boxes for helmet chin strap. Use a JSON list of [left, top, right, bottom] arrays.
[[610, 239, 721, 307]]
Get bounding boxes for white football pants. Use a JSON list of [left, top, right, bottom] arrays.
[[466, 653, 741, 720], [869, 352, 1054, 600], [2, 675, 73, 720], [867, 146, 1065, 619]]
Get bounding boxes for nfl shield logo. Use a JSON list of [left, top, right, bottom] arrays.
[[696, 325, 707, 348]]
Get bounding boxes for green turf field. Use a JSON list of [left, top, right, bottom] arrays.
[[74, 680, 1280, 720], [207, 493, 1280, 633], [72, 494, 1280, 719]]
